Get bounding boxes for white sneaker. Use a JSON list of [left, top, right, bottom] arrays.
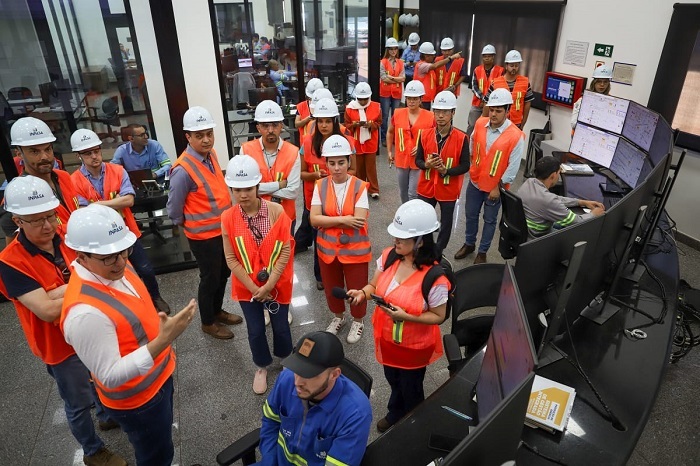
[[288, 310, 293, 325], [264, 309, 270, 326], [347, 320, 364, 344], [326, 316, 346, 335]]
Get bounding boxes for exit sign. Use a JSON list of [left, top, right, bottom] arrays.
[[594, 43, 614, 57]]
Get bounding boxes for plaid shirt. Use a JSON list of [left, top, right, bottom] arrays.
[[239, 199, 271, 246]]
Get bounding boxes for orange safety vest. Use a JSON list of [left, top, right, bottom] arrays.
[[345, 101, 381, 155], [297, 100, 311, 140], [471, 65, 504, 107], [416, 63, 438, 103], [438, 57, 465, 96], [171, 149, 231, 240], [372, 247, 446, 369], [491, 75, 530, 125], [61, 265, 175, 410], [300, 132, 357, 210], [392, 108, 436, 170], [70, 164, 141, 238], [0, 234, 76, 365], [470, 117, 524, 193], [315, 176, 371, 264], [380, 58, 404, 99], [417, 127, 468, 201], [241, 140, 299, 221], [54, 169, 80, 226], [221, 203, 294, 303]]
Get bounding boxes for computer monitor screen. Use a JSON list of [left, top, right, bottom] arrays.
[[543, 74, 577, 107], [648, 117, 673, 167], [570, 123, 619, 168], [609, 138, 647, 189], [577, 91, 630, 134], [248, 87, 278, 106], [238, 58, 253, 68], [621, 100, 660, 152], [476, 264, 537, 422]]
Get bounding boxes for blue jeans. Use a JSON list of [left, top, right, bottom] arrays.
[[129, 238, 160, 298], [380, 96, 400, 142], [239, 300, 293, 367], [384, 365, 427, 424], [464, 181, 502, 253], [46, 355, 105, 456], [104, 377, 174, 466]]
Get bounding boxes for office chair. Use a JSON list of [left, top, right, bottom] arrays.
[[7, 86, 35, 113], [443, 263, 505, 375], [88, 96, 120, 141], [498, 187, 528, 260], [215, 357, 373, 466]]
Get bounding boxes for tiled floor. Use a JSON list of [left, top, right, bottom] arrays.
[[2, 146, 699, 465]]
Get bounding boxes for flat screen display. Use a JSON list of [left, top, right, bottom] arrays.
[[621, 101, 660, 152], [544, 75, 576, 106], [578, 91, 629, 134], [569, 123, 620, 168], [610, 138, 647, 188]]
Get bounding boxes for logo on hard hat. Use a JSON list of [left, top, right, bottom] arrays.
[[196, 115, 206, 122], [29, 127, 44, 137], [108, 222, 124, 236], [81, 135, 90, 142], [394, 215, 402, 225], [27, 190, 45, 201], [264, 107, 276, 115], [236, 169, 248, 177], [331, 141, 342, 149]]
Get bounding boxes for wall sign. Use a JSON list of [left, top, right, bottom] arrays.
[[563, 40, 589, 67], [593, 43, 614, 58]]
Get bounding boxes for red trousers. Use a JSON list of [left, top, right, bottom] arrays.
[[355, 153, 379, 194], [318, 257, 369, 318]]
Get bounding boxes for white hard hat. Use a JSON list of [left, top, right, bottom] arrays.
[[486, 88, 514, 107], [225, 154, 262, 188], [310, 88, 334, 110], [305, 78, 324, 97], [65, 203, 137, 255], [419, 42, 436, 55], [354, 82, 372, 99], [313, 98, 339, 118], [404, 80, 426, 98], [440, 38, 455, 50], [254, 100, 284, 123], [183, 106, 216, 131], [386, 17, 393, 29], [592, 65, 613, 79], [408, 33, 420, 46], [71, 129, 102, 153], [4, 175, 60, 216], [432, 91, 458, 110], [482, 44, 496, 55], [385, 37, 399, 48], [10, 117, 57, 146], [387, 199, 440, 239], [505, 50, 522, 63], [321, 134, 352, 157]]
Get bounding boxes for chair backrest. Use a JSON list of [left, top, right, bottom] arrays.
[[498, 187, 528, 259], [8, 87, 32, 100], [339, 358, 372, 398], [450, 263, 505, 354]]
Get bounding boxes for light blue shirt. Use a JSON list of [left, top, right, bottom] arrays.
[[401, 47, 421, 77], [111, 139, 172, 179], [76, 163, 135, 206], [470, 119, 525, 189]]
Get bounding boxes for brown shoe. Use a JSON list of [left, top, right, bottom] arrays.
[[454, 244, 475, 260], [83, 446, 127, 466], [473, 252, 487, 265], [152, 296, 171, 315], [202, 323, 234, 339], [316, 280, 324, 291], [215, 310, 243, 325], [376, 417, 394, 433]]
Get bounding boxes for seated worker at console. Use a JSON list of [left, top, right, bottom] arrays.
[[259, 331, 372, 465], [111, 124, 172, 184], [518, 156, 605, 238]]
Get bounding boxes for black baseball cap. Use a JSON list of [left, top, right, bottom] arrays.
[[282, 331, 344, 378]]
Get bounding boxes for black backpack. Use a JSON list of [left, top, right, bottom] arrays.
[[383, 248, 456, 322]]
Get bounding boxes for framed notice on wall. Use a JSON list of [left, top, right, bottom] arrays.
[[612, 62, 636, 86]]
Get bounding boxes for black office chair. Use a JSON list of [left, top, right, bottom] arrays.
[[89, 96, 120, 141], [443, 263, 505, 375], [498, 187, 528, 260], [215, 358, 373, 466]]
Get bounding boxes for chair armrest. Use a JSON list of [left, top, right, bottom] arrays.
[[443, 334, 463, 366], [216, 427, 261, 466]]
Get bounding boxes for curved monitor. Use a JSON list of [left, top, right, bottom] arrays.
[[569, 123, 619, 168], [578, 91, 629, 134], [621, 101, 660, 152]]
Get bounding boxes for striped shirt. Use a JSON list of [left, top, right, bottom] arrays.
[[239, 199, 271, 246]]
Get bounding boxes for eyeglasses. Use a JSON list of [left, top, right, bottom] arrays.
[[54, 256, 71, 283], [257, 122, 281, 131], [87, 246, 133, 266], [78, 148, 101, 158], [16, 213, 58, 228], [247, 218, 263, 241], [132, 132, 149, 139]]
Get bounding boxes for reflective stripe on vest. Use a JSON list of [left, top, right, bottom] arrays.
[[277, 431, 308, 465], [235, 236, 254, 273], [393, 320, 404, 344], [262, 400, 280, 422], [443, 157, 453, 184], [489, 150, 503, 177], [180, 157, 228, 222]]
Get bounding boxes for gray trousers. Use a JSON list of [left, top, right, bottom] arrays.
[[397, 168, 420, 204], [467, 105, 484, 136]]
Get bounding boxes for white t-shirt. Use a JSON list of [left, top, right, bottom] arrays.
[[311, 177, 369, 211]]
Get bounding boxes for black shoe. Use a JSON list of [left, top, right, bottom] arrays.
[[377, 417, 394, 433], [454, 244, 475, 260], [294, 245, 310, 254], [98, 419, 120, 431], [152, 296, 171, 315]]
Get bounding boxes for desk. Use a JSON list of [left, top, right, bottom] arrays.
[[362, 242, 678, 465]]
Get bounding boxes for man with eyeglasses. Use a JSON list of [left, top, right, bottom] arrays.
[[240, 100, 301, 234], [61, 203, 197, 466], [70, 128, 172, 315], [167, 106, 241, 340], [0, 176, 127, 466], [1, 117, 80, 243], [111, 123, 172, 184]]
